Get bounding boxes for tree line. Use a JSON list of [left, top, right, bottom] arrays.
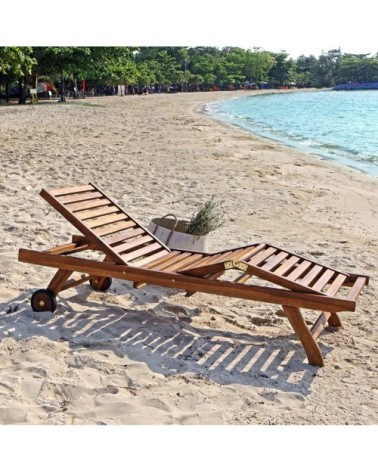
[[1, 46, 378, 103]]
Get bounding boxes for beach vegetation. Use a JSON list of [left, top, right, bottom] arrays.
[[1, 46, 378, 103], [186, 196, 225, 236]]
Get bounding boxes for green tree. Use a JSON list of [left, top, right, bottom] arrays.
[[243, 48, 276, 84], [294, 54, 318, 87], [268, 51, 295, 86], [136, 61, 156, 92], [216, 47, 246, 88], [336, 53, 378, 83], [312, 48, 342, 87], [32, 47, 92, 100], [0, 47, 36, 103], [189, 50, 217, 89]]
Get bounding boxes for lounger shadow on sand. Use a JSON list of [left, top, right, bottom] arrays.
[[18, 183, 369, 367]]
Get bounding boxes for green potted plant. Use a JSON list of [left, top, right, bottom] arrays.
[[186, 196, 225, 237], [148, 196, 225, 252]]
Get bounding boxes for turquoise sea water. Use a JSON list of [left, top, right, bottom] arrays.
[[207, 90, 378, 178]]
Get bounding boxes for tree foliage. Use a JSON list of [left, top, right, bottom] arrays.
[[1, 46, 378, 102]]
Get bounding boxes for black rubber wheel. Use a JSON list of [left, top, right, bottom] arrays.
[[90, 277, 112, 292], [31, 289, 57, 313]]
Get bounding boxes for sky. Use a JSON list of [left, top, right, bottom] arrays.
[[2, 0, 377, 58]]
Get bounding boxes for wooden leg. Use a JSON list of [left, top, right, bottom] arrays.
[[47, 269, 73, 294], [282, 305, 324, 367]]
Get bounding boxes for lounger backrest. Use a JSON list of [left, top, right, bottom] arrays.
[[40, 183, 171, 265]]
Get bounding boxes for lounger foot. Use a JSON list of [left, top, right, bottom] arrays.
[[90, 277, 112, 292], [328, 312, 342, 328], [31, 289, 57, 313]]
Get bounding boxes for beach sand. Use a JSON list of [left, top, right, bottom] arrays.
[[0, 90, 377, 427]]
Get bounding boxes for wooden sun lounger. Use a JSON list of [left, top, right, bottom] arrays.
[[18, 183, 369, 367]]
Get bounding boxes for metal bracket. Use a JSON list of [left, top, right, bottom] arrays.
[[224, 260, 248, 272]]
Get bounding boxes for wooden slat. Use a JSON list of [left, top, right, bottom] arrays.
[[242, 262, 325, 295], [181, 261, 227, 277], [248, 246, 277, 266], [66, 197, 113, 213], [347, 277, 368, 301], [286, 260, 312, 281], [115, 235, 153, 254], [300, 265, 324, 286], [87, 212, 126, 229], [105, 227, 145, 246], [142, 251, 190, 270], [131, 249, 170, 267], [186, 246, 260, 273], [343, 273, 370, 286], [58, 191, 103, 205], [181, 245, 269, 277], [182, 250, 235, 271], [95, 220, 135, 237], [243, 243, 267, 261], [273, 255, 300, 276], [122, 242, 162, 262], [162, 253, 204, 272], [311, 269, 335, 292], [76, 205, 118, 220], [235, 245, 267, 263], [326, 273, 348, 296], [260, 251, 288, 271], [50, 184, 94, 197], [183, 244, 265, 273], [269, 243, 349, 278]]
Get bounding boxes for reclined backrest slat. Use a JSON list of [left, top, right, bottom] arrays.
[[50, 184, 95, 196], [95, 220, 136, 237], [58, 191, 103, 205], [66, 197, 113, 213], [79, 205, 120, 220], [87, 212, 126, 229], [40, 183, 170, 265], [116, 235, 154, 254], [105, 227, 145, 246]]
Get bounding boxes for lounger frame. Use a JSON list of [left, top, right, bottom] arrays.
[[18, 183, 369, 367]]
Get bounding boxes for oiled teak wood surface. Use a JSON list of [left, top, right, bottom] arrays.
[[18, 183, 369, 367]]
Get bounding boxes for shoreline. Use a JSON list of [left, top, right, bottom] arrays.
[[0, 91, 377, 425], [201, 89, 378, 180]]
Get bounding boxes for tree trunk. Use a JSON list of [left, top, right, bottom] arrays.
[[18, 79, 27, 104], [5, 79, 10, 103], [59, 73, 66, 102]]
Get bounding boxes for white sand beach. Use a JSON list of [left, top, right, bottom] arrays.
[[0, 91, 377, 435]]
